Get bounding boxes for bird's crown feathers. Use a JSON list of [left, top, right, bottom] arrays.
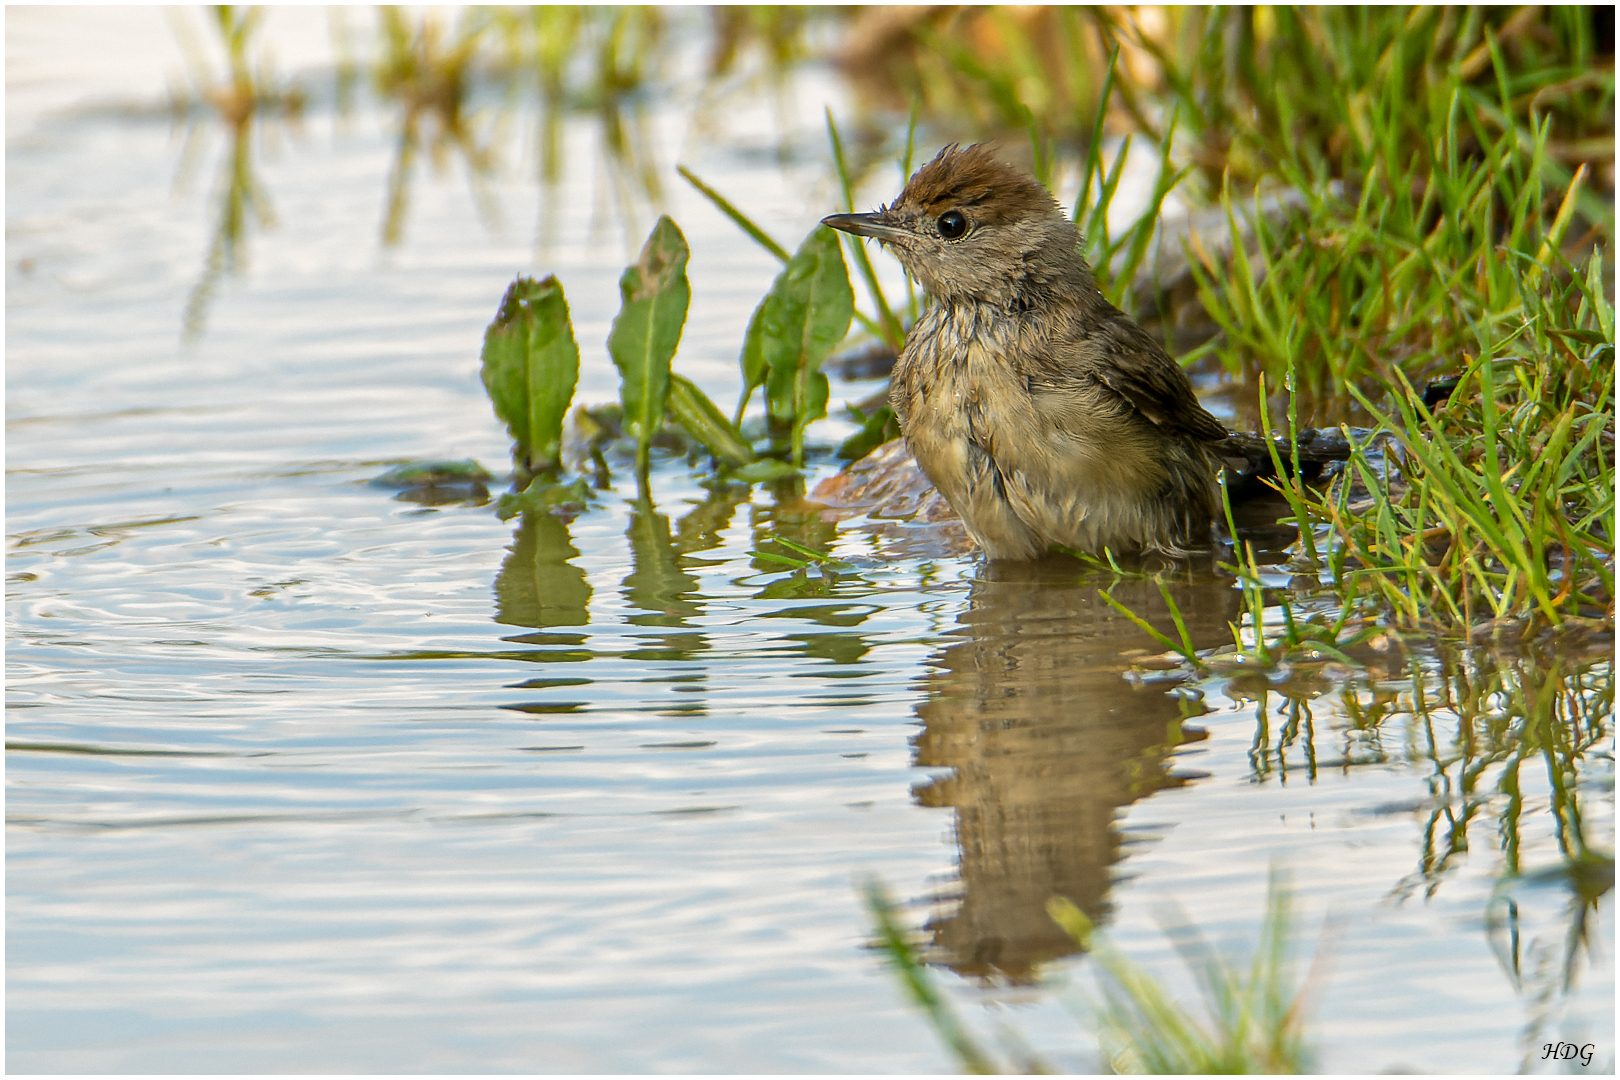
[[893, 143, 1062, 225]]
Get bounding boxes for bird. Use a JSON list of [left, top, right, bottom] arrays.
[[822, 143, 1231, 561]]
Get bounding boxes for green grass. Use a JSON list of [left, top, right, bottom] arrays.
[[865, 871, 1322, 1074], [1303, 251, 1614, 635]]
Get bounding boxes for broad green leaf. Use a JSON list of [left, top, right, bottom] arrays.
[[481, 276, 580, 475], [759, 225, 854, 463], [667, 373, 754, 468], [608, 215, 691, 477]]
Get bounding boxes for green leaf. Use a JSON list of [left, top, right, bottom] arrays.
[[608, 216, 691, 482], [750, 550, 810, 569], [667, 373, 754, 468], [837, 403, 901, 461], [735, 295, 770, 426], [480, 276, 580, 475], [759, 225, 854, 464]]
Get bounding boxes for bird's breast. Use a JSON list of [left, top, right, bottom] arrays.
[[892, 309, 1054, 517], [891, 304, 1171, 535]]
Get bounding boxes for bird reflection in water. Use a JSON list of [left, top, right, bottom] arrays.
[[911, 558, 1240, 983]]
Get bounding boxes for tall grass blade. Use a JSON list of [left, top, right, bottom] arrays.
[[675, 164, 790, 264]]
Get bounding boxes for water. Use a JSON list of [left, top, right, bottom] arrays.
[[8, 9, 1613, 1073]]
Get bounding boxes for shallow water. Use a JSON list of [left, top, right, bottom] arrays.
[[7, 9, 1613, 1074]]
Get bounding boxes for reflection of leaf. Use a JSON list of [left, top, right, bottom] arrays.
[[675, 487, 748, 554], [760, 603, 873, 628], [754, 567, 846, 600], [758, 225, 854, 463], [494, 512, 591, 628], [623, 500, 701, 627], [481, 276, 580, 475], [608, 215, 691, 483], [731, 459, 800, 483], [787, 632, 871, 665]]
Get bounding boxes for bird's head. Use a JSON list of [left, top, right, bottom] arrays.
[[822, 143, 1091, 307]]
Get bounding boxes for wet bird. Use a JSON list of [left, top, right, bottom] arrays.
[[823, 143, 1230, 560]]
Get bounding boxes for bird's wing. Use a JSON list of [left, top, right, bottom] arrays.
[[1079, 316, 1231, 443]]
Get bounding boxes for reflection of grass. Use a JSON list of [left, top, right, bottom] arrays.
[[373, 7, 497, 247], [1412, 647, 1613, 1071], [1489, 851, 1616, 1072], [168, 6, 305, 340], [865, 871, 1321, 1074], [1233, 638, 1613, 1066], [1102, 593, 1613, 1067], [486, 7, 671, 254], [1395, 648, 1612, 899]]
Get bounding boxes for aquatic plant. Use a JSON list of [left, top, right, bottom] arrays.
[[479, 204, 859, 510], [753, 226, 855, 468], [864, 871, 1322, 1074], [607, 215, 692, 488], [481, 276, 580, 482]]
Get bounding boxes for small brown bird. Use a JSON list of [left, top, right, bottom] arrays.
[[824, 143, 1230, 560]]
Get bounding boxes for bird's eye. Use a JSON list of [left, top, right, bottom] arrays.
[[936, 210, 968, 241]]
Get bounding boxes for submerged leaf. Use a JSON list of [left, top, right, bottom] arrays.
[[730, 458, 801, 483], [494, 476, 594, 521], [373, 459, 493, 488], [481, 276, 580, 475]]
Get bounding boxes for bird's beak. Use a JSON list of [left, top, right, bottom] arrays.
[[821, 212, 910, 244]]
